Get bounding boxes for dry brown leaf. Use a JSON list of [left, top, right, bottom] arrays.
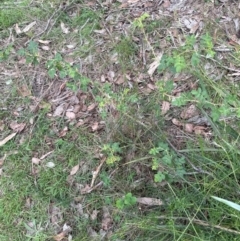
[[194, 126, 207, 135], [161, 101, 170, 115], [58, 126, 68, 137], [91, 122, 99, 132], [163, 0, 170, 8], [0, 121, 5, 131], [107, 70, 115, 82], [41, 45, 50, 51], [148, 53, 163, 76], [53, 232, 66, 241], [15, 24, 22, 34], [101, 206, 113, 231], [87, 103, 96, 112], [53, 105, 65, 116], [184, 123, 194, 133], [66, 111, 76, 120], [70, 164, 80, 175], [115, 75, 125, 85], [127, 0, 140, 3], [90, 210, 99, 221], [60, 22, 69, 34], [32, 157, 41, 165], [9, 122, 26, 132], [18, 84, 31, 97], [137, 197, 163, 206], [172, 118, 183, 127], [22, 21, 36, 33], [66, 44, 76, 49], [0, 154, 6, 166], [94, 29, 106, 34], [38, 39, 51, 44], [101, 75, 106, 83], [147, 83, 156, 90], [180, 104, 199, 119], [0, 133, 17, 147], [80, 184, 91, 194]]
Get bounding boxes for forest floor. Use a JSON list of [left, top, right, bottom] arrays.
[[1, 0, 240, 240]]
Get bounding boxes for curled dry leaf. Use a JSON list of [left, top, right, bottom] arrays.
[[184, 123, 194, 133], [147, 83, 156, 90], [60, 22, 69, 34], [70, 164, 80, 176], [101, 206, 113, 231], [194, 126, 207, 135], [66, 111, 76, 120], [32, 157, 41, 165], [115, 75, 125, 85], [148, 52, 163, 76], [137, 197, 163, 206], [41, 45, 50, 51], [161, 101, 170, 115], [53, 232, 66, 241], [0, 154, 6, 166], [22, 21, 36, 33], [0, 120, 5, 131], [45, 162, 55, 168], [15, 24, 22, 34], [180, 104, 199, 120], [172, 118, 183, 127], [18, 84, 31, 97], [38, 39, 51, 44], [58, 126, 68, 137], [94, 29, 106, 34], [91, 122, 99, 132], [91, 210, 99, 221], [80, 184, 91, 194], [9, 122, 26, 132], [87, 103, 96, 112], [53, 105, 65, 116]]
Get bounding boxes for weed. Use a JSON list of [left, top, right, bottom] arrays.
[[116, 192, 137, 209]]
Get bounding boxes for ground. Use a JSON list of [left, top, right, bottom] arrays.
[[1, 0, 240, 240]]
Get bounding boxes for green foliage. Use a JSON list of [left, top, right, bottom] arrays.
[[0, 44, 13, 61], [149, 142, 186, 183], [0, 7, 25, 29], [102, 142, 122, 165], [18, 41, 39, 65], [132, 13, 150, 29], [115, 37, 137, 64], [116, 193, 137, 209], [200, 33, 215, 58]]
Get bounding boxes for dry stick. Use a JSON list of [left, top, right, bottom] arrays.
[[157, 216, 240, 235]]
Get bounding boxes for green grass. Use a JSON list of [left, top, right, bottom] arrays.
[[1, 1, 240, 240]]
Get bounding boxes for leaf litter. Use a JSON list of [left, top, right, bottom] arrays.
[[1, 0, 240, 239]]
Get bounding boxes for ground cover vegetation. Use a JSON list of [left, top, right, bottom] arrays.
[[1, 0, 240, 240]]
